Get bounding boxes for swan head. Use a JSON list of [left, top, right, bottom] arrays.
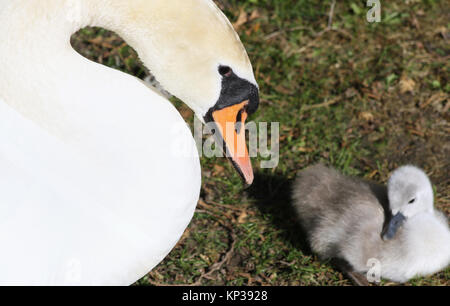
[[382, 165, 434, 240], [117, 0, 259, 185]]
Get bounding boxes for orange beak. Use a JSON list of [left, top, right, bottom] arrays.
[[212, 101, 254, 186]]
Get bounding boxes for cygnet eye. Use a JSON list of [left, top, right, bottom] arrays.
[[408, 198, 416, 204]]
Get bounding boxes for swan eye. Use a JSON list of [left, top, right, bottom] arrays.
[[218, 65, 232, 77], [408, 198, 416, 204]]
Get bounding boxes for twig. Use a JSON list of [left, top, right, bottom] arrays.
[[289, 27, 352, 55], [191, 233, 237, 286], [197, 198, 228, 215], [328, 0, 336, 29], [263, 26, 315, 41], [205, 199, 249, 211], [301, 96, 341, 111], [420, 92, 447, 109]]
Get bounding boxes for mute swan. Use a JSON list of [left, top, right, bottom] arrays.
[[292, 164, 450, 284], [0, 0, 259, 285]]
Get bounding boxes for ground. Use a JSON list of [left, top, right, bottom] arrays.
[[71, 0, 449, 285]]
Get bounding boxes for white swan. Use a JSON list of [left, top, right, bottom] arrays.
[[0, 0, 259, 285], [292, 164, 450, 283]]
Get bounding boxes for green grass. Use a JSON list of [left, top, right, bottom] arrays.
[[71, 0, 449, 285]]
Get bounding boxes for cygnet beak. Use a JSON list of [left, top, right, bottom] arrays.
[[382, 212, 406, 240]]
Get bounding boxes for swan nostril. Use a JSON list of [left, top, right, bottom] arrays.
[[236, 109, 242, 124], [218, 65, 232, 77], [235, 109, 244, 134]]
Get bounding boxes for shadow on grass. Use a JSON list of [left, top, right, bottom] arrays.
[[245, 171, 312, 255]]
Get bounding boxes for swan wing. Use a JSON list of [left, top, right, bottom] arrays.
[[0, 90, 201, 285]]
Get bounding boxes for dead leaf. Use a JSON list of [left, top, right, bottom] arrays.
[[251, 22, 261, 33], [367, 169, 378, 179], [232, 9, 248, 31], [436, 26, 449, 40], [297, 147, 314, 153], [88, 37, 115, 49], [149, 270, 164, 280], [416, 9, 425, 16], [200, 254, 211, 264], [399, 76, 416, 94], [410, 15, 420, 30], [246, 22, 261, 36], [198, 198, 214, 210], [88, 37, 103, 45], [214, 164, 225, 175], [359, 111, 374, 122], [345, 87, 358, 98], [233, 9, 260, 32], [237, 211, 248, 223], [249, 9, 261, 21], [408, 128, 425, 137], [179, 106, 193, 120], [367, 93, 381, 100], [274, 84, 294, 95]]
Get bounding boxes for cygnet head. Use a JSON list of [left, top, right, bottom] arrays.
[[382, 165, 434, 240]]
